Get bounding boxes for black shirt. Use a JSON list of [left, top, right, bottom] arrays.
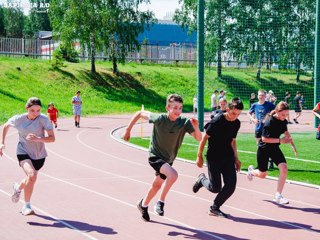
[[258, 115, 288, 148], [205, 114, 241, 163]]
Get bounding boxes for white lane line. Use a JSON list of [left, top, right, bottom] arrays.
[[55, 132, 320, 233], [0, 167, 99, 240]]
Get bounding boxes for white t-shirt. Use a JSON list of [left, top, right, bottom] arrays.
[[8, 113, 53, 159], [211, 94, 217, 108]]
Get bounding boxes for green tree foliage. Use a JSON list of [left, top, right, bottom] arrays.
[[175, 0, 315, 81], [3, 5, 24, 38], [0, 6, 5, 37], [23, 0, 52, 38], [49, 0, 155, 74]]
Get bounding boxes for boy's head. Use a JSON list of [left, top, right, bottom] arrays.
[[166, 94, 183, 120], [258, 89, 266, 102], [166, 94, 183, 105], [48, 102, 54, 108], [226, 97, 243, 121]]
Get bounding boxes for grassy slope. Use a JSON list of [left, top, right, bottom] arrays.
[[0, 56, 314, 124]]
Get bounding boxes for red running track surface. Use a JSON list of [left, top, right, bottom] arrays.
[[0, 114, 319, 240]]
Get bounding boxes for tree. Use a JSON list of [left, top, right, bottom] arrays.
[[174, 0, 232, 78], [3, 6, 24, 38], [0, 6, 5, 37], [101, 1, 155, 74], [50, 0, 155, 74]]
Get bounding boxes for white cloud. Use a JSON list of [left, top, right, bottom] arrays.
[[139, 0, 182, 19]]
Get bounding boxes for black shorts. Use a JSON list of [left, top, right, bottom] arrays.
[[17, 154, 45, 171], [257, 146, 286, 172], [294, 107, 301, 112], [148, 156, 172, 180], [255, 130, 262, 138]]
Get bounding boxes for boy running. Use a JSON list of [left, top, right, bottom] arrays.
[[192, 98, 243, 218], [123, 94, 201, 221]]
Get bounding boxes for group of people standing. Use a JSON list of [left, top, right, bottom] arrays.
[[0, 91, 82, 215]]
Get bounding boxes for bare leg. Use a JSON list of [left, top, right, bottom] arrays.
[[19, 160, 38, 203], [142, 163, 178, 206], [142, 176, 164, 206], [252, 169, 267, 179], [158, 164, 178, 202], [276, 163, 288, 194]]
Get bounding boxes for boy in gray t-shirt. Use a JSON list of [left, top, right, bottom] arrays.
[[123, 94, 201, 221], [0, 97, 55, 216]]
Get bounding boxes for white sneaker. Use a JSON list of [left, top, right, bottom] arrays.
[[247, 165, 254, 181], [11, 183, 21, 203], [273, 193, 289, 204], [21, 205, 35, 216]]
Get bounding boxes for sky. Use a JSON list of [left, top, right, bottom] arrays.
[[0, 0, 182, 20]]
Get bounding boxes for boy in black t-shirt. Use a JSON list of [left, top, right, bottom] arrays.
[[192, 97, 243, 218]]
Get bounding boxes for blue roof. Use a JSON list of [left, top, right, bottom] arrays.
[[138, 23, 196, 46]]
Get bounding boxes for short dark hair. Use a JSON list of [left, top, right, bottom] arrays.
[[167, 94, 183, 105], [76, 90, 81, 94], [26, 97, 42, 108], [228, 97, 244, 110]]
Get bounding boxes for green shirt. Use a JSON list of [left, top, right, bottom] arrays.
[[149, 113, 194, 163]]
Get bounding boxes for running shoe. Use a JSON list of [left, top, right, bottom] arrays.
[[21, 205, 35, 216], [154, 201, 164, 216], [247, 165, 254, 181], [192, 173, 206, 193], [11, 183, 21, 203], [137, 199, 150, 221], [273, 193, 289, 205], [208, 206, 228, 218]]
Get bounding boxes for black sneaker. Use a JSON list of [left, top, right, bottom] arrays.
[[193, 173, 205, 193], [75, 121, 77, 127], [137, 199, 150, 222], [209, 206, 228, 218], [154, 201, 164, 216]]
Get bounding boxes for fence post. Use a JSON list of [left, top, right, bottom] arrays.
[[315, 0, 320, 128]]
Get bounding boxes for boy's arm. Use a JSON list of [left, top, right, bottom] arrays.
[[189, 118, 202, 141], [247, 107, 258, 124], [196, 133, 208, 168], [231, 138, 241, 172], [123, 110, 151, 141]]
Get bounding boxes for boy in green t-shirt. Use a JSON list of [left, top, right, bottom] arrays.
[[123, 94, 202, 221]]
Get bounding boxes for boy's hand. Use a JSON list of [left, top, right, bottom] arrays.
[[26, 133, 39, 142], [190, 118, 199, 128], [196, 155, 204, 168], [235, 159, 241, 172]]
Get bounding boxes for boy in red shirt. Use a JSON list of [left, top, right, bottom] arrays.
[[47, 102, 59, 128]]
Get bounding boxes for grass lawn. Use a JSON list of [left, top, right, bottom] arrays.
[[129, 132, 320, 186]]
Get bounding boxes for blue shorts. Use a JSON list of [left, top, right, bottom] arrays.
[[73, 107, 82, 116]]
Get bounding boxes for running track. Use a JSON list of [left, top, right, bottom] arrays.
[[0, 114, 319, 240]]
